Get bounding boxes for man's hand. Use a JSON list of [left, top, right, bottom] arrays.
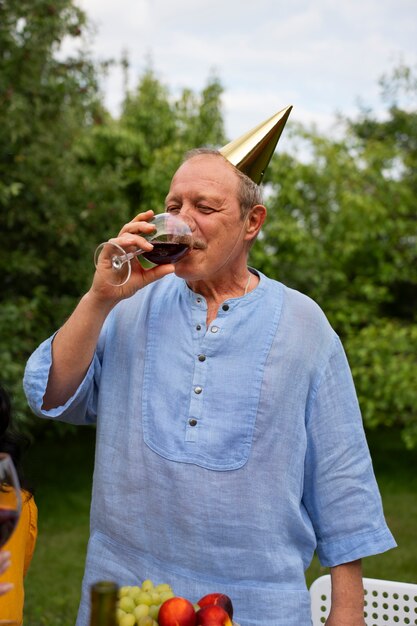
[[91, 209, 175, 305], [326, 560, 366, 626]]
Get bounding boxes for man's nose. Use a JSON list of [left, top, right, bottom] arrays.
[[176, 208, 197, 232]]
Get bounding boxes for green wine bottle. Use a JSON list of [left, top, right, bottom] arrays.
[[89, 581, 119, 626]]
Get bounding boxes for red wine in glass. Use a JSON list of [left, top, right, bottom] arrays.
[[94, 213, 193, 286], [142, 240, 190, 265], [0, 508, 19, 547]]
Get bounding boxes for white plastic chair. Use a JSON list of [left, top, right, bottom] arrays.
[[310, 574, 417, 625]]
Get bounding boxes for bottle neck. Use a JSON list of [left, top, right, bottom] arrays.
[[89, 581, 118, 626]]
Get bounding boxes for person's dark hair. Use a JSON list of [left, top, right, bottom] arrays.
[[182, 148, 264, 218], [0, 384, 33, 496]]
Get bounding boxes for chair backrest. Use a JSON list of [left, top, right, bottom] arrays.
[[310, 574, 417, 625]]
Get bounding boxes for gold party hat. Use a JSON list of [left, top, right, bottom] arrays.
[[220, 105, 293, 184]]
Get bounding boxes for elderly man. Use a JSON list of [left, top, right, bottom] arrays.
[[24, 108, 395, 626]]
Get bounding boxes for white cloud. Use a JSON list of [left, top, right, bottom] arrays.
[[73, 0, 417, 138]]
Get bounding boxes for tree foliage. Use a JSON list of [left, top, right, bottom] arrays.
[[78, 67, 225, 215], [1, 0, 105, 424], [252, 64, 417, 447]]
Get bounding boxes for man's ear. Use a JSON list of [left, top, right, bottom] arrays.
[[244, 204, 267, 242]]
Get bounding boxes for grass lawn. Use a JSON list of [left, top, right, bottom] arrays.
[[23, 427, 95, 626], [22, 426, 417, 625]]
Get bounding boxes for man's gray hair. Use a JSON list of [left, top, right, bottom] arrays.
[[182, 148, 263, 218]]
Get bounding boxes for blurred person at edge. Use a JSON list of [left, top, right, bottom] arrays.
[[0, 384, 38, 624], [23, 107, 395, 626]]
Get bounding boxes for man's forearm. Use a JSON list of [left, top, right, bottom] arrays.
[[41, 210, 177, 410], [326, 559, 366, 626], [42, 291, 114, 410]]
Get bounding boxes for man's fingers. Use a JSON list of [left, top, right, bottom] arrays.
[[118, 210, 156, 235], [133, 262, 175, 287], [131, 210, 155, 222]]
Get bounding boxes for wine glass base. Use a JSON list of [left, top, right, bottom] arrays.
[[94, 241, 132, 286]]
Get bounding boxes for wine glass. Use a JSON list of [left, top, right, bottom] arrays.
[[0, 453, 21, 550], [94, 213, 193, 286]]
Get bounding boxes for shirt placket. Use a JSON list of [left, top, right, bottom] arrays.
[[186, 295, 225, 443]]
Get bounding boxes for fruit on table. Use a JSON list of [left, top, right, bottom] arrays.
[[195, 605, 233, 626], [158, 596, 197, 626], [137, 618, 155, 626], [116, 579, 174, 626], [119, 614, 136, 626], [115, 578, 236, 626], [119, 596, 136, 613], [196, 593, 233, 620]]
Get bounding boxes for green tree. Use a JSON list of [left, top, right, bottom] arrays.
[[0, 0, 126, 427], [80, 66, 226, 216], [252, 65, 417, 447]]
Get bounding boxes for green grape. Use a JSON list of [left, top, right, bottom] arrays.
[[116, 608, 126, 622], [141, 579, 154, 592], [132, 592, 145, 606], [159, 590, 174, 603], [118, 596, 136, 613], [129, 585, 142, 599], [137, 617, 154, 626], [148, 604, 160, 620], [147, 591, 159, 605], [155, 583, 172, 593], [119, 586, 131, 598], [135, 591, 153, 606], [119, 613, 136, 626], [133, 604, 149, 620]]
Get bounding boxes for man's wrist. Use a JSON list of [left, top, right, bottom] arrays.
[[325, 606, 366, 626]]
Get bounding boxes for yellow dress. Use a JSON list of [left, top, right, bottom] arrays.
[[0, 490, 38, 625]]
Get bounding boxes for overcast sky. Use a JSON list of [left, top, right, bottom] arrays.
[[74, 0, 417, 141]]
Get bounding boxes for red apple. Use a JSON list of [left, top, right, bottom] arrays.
[[158, 596, 197, 626], [197, 593, 233, 620], [196, 605, 233, 626]]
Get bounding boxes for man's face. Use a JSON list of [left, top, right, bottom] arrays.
[[165, 154, 248, 282]]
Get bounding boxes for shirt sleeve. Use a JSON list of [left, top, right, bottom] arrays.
[[302, 335, 397, 567], [23, 332, 101, 425]]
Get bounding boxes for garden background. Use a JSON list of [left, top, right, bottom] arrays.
[[0, 2, 416, 624]]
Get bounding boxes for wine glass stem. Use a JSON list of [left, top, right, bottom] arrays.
[[111, 248, 143, 270]]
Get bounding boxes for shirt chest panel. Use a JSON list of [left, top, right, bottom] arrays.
[[141, 281, 283, 470]]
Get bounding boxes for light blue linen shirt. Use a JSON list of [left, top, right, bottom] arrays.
[[24, 270, 396, 626]]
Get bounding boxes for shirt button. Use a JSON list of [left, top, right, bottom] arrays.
[[189, 418, 198, 427], [196, 297, 202, 303], [222, 304, 230, 311], [198, 354, 206, 362], [194, 386, 203, 394], [211, 326, 219, 333], [196, 324, 202, 331]]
